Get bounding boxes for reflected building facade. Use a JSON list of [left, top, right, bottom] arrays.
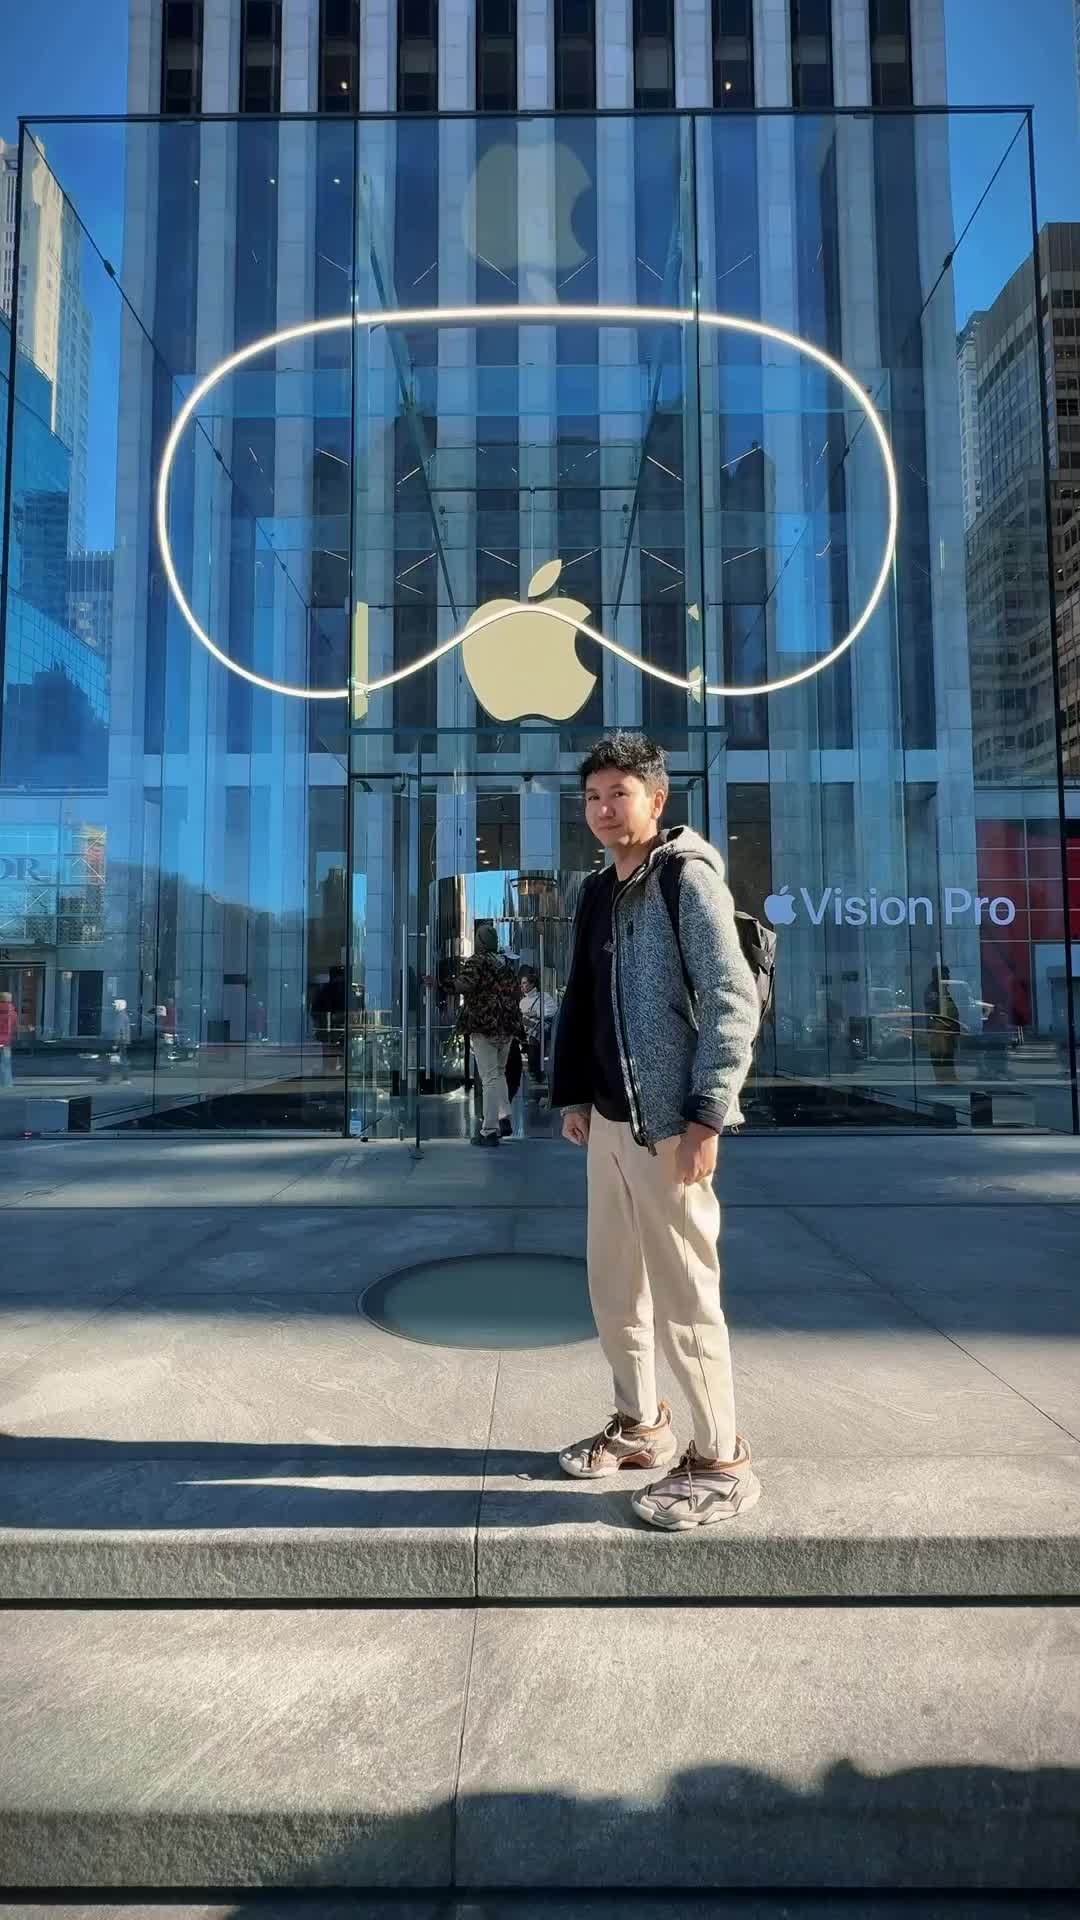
[[1, 0, 1076, 1131]]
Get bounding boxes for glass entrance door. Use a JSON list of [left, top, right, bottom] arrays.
[[421, 871, 590, 1141], [346, 774, 420, 1141], [347, 748, 711, 1144]]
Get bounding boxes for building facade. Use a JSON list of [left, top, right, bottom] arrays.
[[1, 0, 1076, 1134]]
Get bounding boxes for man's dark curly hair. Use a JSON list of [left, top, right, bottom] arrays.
[[578, 731, 670, 803]]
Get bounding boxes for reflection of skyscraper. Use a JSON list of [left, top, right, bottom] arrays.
[[67, 550, 114, 658], [957, 312, 985, 534], [0, 312, 109, 792], [0, 137, 92, 549], [964, 225, 1080, 784]]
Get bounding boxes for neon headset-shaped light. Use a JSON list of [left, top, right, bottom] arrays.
[[156, 304, 899, 703]]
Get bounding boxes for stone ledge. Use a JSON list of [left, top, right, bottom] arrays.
[[3, 1904, 1077, 1919], [2, 1455, 1077, 1601], [477, 1453, 1080, 1600], [2, 1606, 1078, 1890]]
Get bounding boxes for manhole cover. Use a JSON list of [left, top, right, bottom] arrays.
[[359, 1252, 594, 1350]]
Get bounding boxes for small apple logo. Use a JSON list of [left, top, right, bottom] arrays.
[[461, 559, 597, 722], [764, 886, 797, 927]]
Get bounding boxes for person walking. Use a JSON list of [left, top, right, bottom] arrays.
[[455, 925, 524, 1147], [0, 992, 16, 1089], [551, 732, 762, 1531]]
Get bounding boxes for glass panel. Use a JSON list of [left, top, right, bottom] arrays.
[[554, 0, 596, 111], [2, 109, 1074, 1141], [713, 0, 754, 108], [161, 0, 204, 114], [240, 0, 283, 114], [790, 0, 833, 109], [319, 0, 360, 111]]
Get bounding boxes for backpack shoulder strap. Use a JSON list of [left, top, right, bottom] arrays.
[[657, 858, 694, 998]]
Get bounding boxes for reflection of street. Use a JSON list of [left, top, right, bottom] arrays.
[[746, 1038, 1073, 1131], [0, 1044, 365, 1134], [1, 1036, 1072, 1137]]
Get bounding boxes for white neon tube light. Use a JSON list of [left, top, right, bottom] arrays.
[[155, 304, 899, 702]]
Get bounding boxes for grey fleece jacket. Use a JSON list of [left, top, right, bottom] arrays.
[[550, 824, 760, 1149]]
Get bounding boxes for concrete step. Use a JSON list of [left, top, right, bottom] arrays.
[[1, 1451, 1077, 1602], [1, 1605, 1078, 1891], [5, 1903, 1078, 1918]]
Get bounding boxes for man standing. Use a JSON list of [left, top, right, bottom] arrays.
[[455, 924, 524, 1147], [551, 732, 762, 1531]]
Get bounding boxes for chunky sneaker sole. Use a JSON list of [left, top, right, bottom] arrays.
[[631, 1437, 761, 1530], [559, 1400, 679, 1479]]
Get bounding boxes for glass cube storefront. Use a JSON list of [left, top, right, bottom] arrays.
[[1, 107, 1077, 1137]]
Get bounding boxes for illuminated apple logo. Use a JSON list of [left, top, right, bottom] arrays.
[[764, 886, 797, 928], [461, 559, 597, 722]]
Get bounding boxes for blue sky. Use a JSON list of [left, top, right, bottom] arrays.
[[0, 0, 1077, 545]]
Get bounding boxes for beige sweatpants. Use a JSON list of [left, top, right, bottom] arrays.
[[471, 1033, 511, 1136], [586, 1109, 738, 1460]]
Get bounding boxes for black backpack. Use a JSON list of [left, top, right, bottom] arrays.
[[658, 860, 777, 1033]]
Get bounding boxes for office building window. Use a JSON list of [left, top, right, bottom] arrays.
[[161, 0, 203, 114], [398, 0, 439, 111], [634, 0, 675, 110], [712, 0, 753, 107], [477, 0, 516, 108], [319, 0, 360, 111], [240, 0, 282, 112], [790, 0, 833, 108], [554, 0, 595, 108], [869, 0, 912, 107]]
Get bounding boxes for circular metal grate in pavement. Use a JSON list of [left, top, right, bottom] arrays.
[[358, 1252, 593, 1350]]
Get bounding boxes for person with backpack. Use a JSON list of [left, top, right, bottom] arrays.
[[551, 732, 768, 1530], [455, 924, 525, 1147]]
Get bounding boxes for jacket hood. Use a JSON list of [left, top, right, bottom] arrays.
[[650, 823, 728, 881]]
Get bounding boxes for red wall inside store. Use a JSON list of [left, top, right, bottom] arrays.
[[975, 820, 1080, 1026]]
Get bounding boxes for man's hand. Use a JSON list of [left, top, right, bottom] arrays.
[[562, 1110, 591, 1148], [673, 1121, 718, 1187]]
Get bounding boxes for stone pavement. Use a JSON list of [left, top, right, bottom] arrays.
[[1, 1131, 1078, 1601], [1, 1131, 1079, 1892]]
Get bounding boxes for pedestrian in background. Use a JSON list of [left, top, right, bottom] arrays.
[[0, 992, 16, 1089], [455, 925, 524, 1147]]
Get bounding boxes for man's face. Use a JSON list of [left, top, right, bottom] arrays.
[[583, 768, 664, 851]]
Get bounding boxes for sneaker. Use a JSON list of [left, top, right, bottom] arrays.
[[498, 1116, 513, 1138], [631, 1437, 760, 1531], [559, 1400, 678, 1479], [471, 1131, 501, 1148]]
